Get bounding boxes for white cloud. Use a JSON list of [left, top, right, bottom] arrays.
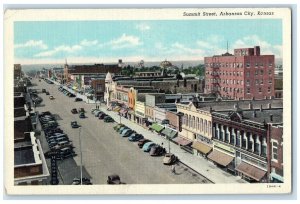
[[109, 34, 142, 49], [34, 39, 99, 58], [35, 44, 82, 57], [136, 23, 150, 31], [80, 39, 98, 46], [232, 35, 282, 57], [15, 40, 48, 50], [171, 42, 205, 55]]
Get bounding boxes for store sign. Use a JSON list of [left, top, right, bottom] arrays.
[[214, 142, 235, 153]]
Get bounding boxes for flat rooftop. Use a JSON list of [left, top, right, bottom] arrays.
[[14, 146, 35, 165]]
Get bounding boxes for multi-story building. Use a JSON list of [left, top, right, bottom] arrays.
[[14, 64, 22, 80], [205, 46, 275, 100]]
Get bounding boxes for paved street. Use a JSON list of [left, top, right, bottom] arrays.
[[32, 79, 212, 184]]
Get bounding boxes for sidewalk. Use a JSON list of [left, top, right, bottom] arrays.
[[100, 106, 248, 184]]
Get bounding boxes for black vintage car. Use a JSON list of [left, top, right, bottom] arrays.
[[107, 174, 125, 184], [149, 145, 166, 156]]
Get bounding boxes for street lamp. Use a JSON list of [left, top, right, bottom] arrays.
[[79, 127, 83, 185], [164, 121, 171, 154]]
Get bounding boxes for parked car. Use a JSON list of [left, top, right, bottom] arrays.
[[75, 97, 83, 102], [79, 112, 85, 118], [137, 139, 151, 148], [107, 174, 124, 184], [57, 147, 75, 160], [142, 142, 156, 152], [91, 108, 98, 114], [104, 116, 114, 123], [51, 141, 73, 150], [71, 121, 80, 128], [49, 95, 54, 100], [96, 111, 104, 117], [121, 129, 134, 137], [69, 93, 76, 97], [163, 153, 178, 165], [114, 124, 124, 130], [98, 113, 108, 120], [71, 108, 78, 114], [72, 177, 92, 185], [42, 89, 46, 93], [149, 145, 166, 156], [128, 133, 144, 142], [46, 91, 50, 95], [119, 127, 129, 134], [120, 128, 131, 135]]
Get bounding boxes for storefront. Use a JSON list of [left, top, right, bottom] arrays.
[[208, 141, 235, 173], [235, 162, 267, 183], [191, 141, 212, 158], [150, 123, 164, 133]]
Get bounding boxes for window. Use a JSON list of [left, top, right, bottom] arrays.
[[260, 79, 264, 85], [196, 117, 199, 130], [246, 72, 250, 77], [269, 70, 272, 75], [269, 63, 273, 67], [240, 72, 243, 76], [246, 80, 250, 86], [255, 70, 258, 76], [255, 79, 259, 85], [255, 62, 258, 67], [269, 78, 273, 84], [241, 80, 243, 85], [204, 120, 207, 133], [200, 119, 203, 132], [260, 70, 264, 75], [247, 88, 250, 94], [268, 87, 271, 92], [246, 62, 250, 68], [189, 115, 192, 128], [272, 141, 278, 161], [259, 87, 262, 93]]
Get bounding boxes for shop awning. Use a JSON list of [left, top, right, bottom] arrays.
[[172, 136, 192, 146], [119, 109, 128, 114], [150, 123, 164, 132], [207, 150, 234, 167], [235, 162, 266, 182], [127, 109, 134, 115], [161, 128, 178, 139], [191, 141, 212, 155]]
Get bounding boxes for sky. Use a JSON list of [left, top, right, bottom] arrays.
[[14, 19, 282, 65]]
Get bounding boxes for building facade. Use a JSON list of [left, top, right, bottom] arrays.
[[205, 46, 275, 100]]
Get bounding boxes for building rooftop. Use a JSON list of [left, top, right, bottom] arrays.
[[14, 146, 35, 165]]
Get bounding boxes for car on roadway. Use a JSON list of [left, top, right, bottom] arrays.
[[42, 89, 46, 93], [49, 95, 55, 100], [118, 126, 129, 134], [104, 116, 114, 123], [51, 141, 73, 150], [71, 108, 78, 114], [71, 121, 80, 128], [57, 147, 75, 160], [107, 174, 124, 185], [69, 93, 76, 97], [121, 129, 134, 137], [79, 112, 85, 118], [137, 139, 151, 148], [142, 142, 156, 152], [98, 113, 108, 120], [120, 128, 131, 135], [75, 97, 83, 102], [46, 91, 50, 95], [128, 133, 144, 142], [114, 124, 124, 130], [149, 145, 166, 156], [163, 153, 178, 165], [95, 111, 104, 117]]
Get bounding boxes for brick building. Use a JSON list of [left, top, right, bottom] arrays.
[[205, 46, 275, 100], [14, 64, 22, 80]]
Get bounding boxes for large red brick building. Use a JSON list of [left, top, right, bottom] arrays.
[[204, 46, 275, 100]]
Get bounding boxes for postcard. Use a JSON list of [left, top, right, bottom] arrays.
[[4, 7, 292, 195]]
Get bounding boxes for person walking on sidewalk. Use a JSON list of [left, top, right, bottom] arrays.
[[171, 164, 176, 174]]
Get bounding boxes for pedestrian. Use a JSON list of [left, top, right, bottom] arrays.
[[161, 142, 164, 147], [171, 164, 176, 174]]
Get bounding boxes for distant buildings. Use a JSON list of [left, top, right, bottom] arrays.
[[204, 46, 275, 100]]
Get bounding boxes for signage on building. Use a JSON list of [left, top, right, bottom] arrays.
[[214, 141, 235, 154], [49, 151, 59, 185]]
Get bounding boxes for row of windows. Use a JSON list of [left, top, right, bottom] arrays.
[[208, 78, 244, 85], [206, 62, 273, 68], [213, 124, 267, 157], [246, 79, 273, 86], [182, 114, 212, 136], [206, 71, 244, 77], [246, 87, 272, 94], [208, 86, 244, 94], [246, 70, 273, 77]]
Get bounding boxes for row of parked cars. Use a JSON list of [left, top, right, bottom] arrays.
[[113, 123, 178, 164], [39, 111, 76, 160], [91, 109, 115, 123], [58, 86, 76, 98], [71, 108, 86, 119]]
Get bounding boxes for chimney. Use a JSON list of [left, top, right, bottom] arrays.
[[270, 114, 273, 122], [254, 46, 260, 56], [253, 110, 257, 118], [249, 102, 253, 110]]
